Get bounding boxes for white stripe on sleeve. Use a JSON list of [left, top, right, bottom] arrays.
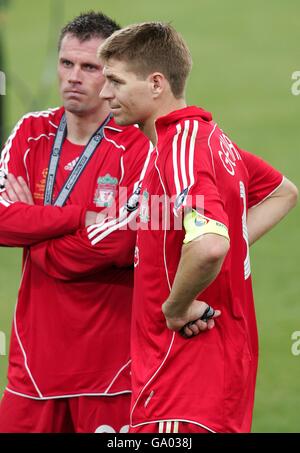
[[180, 120, 190, 189], [172, 124, 182, 197], [172, 119, 199, 201], [187, 120, 199, 192]]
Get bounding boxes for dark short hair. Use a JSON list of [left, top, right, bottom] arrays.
[[98, 22, 192, 99], [58, 11, 120, 50]]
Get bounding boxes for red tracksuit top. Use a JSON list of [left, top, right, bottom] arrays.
[[130, 106, 283, 432], [0, 107, 150, 399]]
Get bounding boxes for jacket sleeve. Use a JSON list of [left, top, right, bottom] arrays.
[[30, 136, 152, 280], [0, 113, 86, 246], [0, 197, 86, 247], [29, 216, 137, 280], [240, 149, 284, 208]]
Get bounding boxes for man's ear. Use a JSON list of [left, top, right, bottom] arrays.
[[149, 72, 165, 98]]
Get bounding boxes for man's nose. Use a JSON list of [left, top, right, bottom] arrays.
[[68, 65, 82, 84], [99, 81, 113, 99]]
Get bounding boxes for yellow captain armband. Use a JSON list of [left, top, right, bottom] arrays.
[[183, 210, 229, 244]]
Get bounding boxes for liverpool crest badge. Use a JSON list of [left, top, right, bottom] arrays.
[[94, 174, 118, 207]]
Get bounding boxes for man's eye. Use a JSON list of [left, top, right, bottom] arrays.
[[84, 64, 97, 71], [62, 60, 72, 67]]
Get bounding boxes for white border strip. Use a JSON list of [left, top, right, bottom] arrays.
[[187, 120, 198, 191], [90, 209, 138, 245], [6, 387, 131, 401], [172, 124, 182, 196], [104, 360, 131, 394], [13, 253, 43, 398], [207, 123, 218, 179], [250, 176, 285, 208], [130, 332, 176, 425], [180, 120, 190, 189], [131, 418, 216, 433]]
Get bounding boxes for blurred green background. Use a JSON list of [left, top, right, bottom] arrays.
[[0, 0, 299, 432]]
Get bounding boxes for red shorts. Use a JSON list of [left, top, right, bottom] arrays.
[[130, 420, 212, 433], [0, 390, 130, 433]]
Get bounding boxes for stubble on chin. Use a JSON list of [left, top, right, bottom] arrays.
[[112, 114, 135, 127], [63, 101, 86, 115], [112, 116, 126, 126]]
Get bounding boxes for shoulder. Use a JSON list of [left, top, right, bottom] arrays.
[[104, 121, 150, 154], [22, 107, 62, 136], [164, 117, 216, 161], [121, 124, 149, 149], [106, 119, 147, 140], [9, 107, 63, 142], [162, 115, 215, 151], [1, 108, 63, 159]]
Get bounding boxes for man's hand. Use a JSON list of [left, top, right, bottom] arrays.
[[162, 299, 221, 338], [2, 173, 34, 205]]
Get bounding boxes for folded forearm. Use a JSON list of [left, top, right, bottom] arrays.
[[0, 199, 86, 247]]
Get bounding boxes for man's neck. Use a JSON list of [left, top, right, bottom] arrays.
[[141, 98, 187, 146], [65, 109, 111, 145]]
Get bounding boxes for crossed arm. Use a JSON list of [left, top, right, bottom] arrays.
[[2, 173, 99, 228], [1, 174, 136, 279]]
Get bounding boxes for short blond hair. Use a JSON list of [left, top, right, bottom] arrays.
[[98, 22, 192, 99]]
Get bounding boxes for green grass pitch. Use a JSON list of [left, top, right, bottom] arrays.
[[0, 0, 299, 432]]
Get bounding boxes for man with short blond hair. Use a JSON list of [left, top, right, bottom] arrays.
[[98, 22, 298, 433]]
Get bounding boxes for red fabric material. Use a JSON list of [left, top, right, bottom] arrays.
[[0, 107, 149, 398], [130, 420, 211, 433], [0, 391, 130, 433], [130, 106, 283, 432]]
